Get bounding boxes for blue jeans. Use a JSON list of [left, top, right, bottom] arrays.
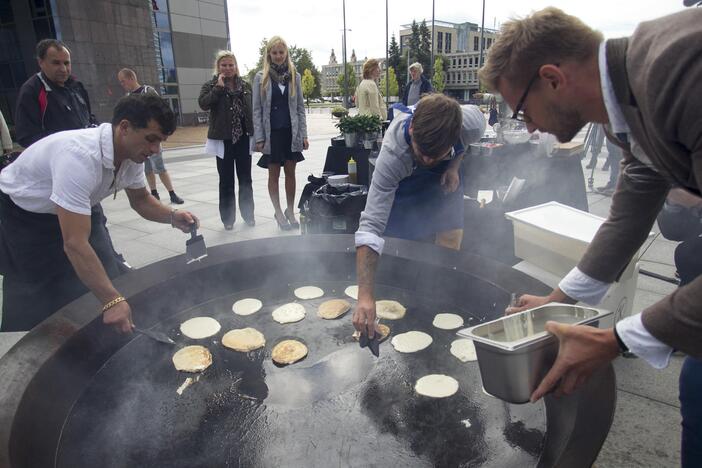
[[680, 356, 702, 467]]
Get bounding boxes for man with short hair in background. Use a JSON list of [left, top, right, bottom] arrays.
[[118, 68, 184, 204], [402, 62, 433, 107]]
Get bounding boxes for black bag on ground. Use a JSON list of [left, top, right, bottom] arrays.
[[305, 183, 368, 234]]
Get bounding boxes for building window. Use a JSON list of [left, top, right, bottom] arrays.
[[437, 31, 443, 52], [474, 36, 479, 51], [487, 38, 492, 48], [445, 33, 451, 53]]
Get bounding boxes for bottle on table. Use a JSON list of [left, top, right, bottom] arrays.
[[347, 157, 357, 184]]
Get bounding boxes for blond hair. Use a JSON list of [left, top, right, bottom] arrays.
[[118, 68, 136, 80], [409, 62, 423, 73], [261, 36, 297, 97], [362, 59, 380, 79], [213, 50, 239, 76], [479, 7, 602, 91]]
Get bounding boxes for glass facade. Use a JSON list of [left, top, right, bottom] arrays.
[[0, 0, 59, 126], [150, 0, 180, 121]]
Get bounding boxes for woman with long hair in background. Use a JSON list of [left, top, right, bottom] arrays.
[[252, 36, 308, 230], [199, 50, 255, 230]]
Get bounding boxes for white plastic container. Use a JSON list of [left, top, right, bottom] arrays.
[[328, 175, 349, 186], [505, 202, 605, 277]]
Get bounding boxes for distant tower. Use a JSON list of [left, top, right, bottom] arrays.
[[329, 49, 337, 65], [350, 49, 357, 63]]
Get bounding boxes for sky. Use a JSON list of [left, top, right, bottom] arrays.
[[227, 1, 689, 74]]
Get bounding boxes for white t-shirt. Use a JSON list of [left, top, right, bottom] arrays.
[[0, 123, 145, 215]]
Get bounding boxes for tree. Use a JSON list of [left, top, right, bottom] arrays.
[[431, 57, 445, 93], [289, 46, 322, 99], [418, 20, 432, 76], [246, 38, 268, 83], [301, 68, 315, 108], [336, 63, 356, 99], [388, 34, 407, 95], [408, 21, 420, 63], [380, 66, 399, 98]]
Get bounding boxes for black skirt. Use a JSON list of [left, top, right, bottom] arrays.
[[257, 127, 304, 168]]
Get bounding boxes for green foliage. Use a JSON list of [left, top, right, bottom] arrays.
[[331, 106, 349, 118], [301, 69, 316, 106], [354, 114, 383, 133], [379, 67, 399, 97], [388, 34, 406, 95], [418, 20, 432, 76], [335, 114, 382, 134], [431, 57, 445, 93], [335, 115, 360, 133], [336, 63, 356, 97]]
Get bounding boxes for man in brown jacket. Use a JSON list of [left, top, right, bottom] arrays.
[[480, 7, 702, 465]]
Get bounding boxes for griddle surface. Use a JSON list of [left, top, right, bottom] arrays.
[[56, 281, 545, 467]]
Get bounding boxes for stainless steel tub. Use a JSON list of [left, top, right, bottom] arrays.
[[458, 304, 612, 404]]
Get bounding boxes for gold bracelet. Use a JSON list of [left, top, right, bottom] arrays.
[[102, 296, 126, 312]]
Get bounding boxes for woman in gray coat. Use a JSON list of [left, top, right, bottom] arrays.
[[253, 36, 308, 230]]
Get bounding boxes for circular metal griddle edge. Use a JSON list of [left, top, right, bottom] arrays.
[[0, 235, 615, 468]]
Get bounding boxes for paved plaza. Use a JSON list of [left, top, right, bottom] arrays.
[[0, 108, 684, 467]]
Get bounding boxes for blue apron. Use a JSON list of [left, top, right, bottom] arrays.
[[384, 109, 465, 240]]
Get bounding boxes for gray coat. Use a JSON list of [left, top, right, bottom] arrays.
[[252, 71, 308, 154]]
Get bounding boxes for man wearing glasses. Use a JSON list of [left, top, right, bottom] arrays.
[[352, 94, 485, 339], [481, 7, 702, 466]]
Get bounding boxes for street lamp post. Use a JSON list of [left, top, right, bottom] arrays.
[[342, 0, 349, 108]]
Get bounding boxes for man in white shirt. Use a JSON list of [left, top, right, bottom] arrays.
[[0, 94, 198, 333]]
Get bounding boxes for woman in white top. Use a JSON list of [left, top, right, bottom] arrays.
[[252, 36, 308, 230]]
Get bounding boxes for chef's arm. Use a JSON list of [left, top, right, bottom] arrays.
[[125, 187, 198, 232], [353, 245, 380, 337], [57, 206, 133, 332]]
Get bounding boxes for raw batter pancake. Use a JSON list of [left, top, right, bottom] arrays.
[[344, 285, 358, 300], [172, 345, 213, 372], [294, 286, 324, 300], [272, 303, 306, 324], [415, 374, 459, 398], [432, 313, 464, 330], [390, 331, 432, 353], [180, 317, 221, 339], [222, 328, 266, 352], [271, 339, 308, 365], [232, 298, 263, 316], [376, 300, 406, 320], [450, 339, 477, 362], [317, 299, 351, 319]]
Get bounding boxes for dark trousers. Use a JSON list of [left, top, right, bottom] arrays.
[[216, 137, 254, 225], [676, 235, 702, 467], [0, 192, 124, 331]]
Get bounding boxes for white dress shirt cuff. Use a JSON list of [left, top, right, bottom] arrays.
[[616, 314, 673, 369], [558, 267, 611, 305], [355, 231, 385, 255]]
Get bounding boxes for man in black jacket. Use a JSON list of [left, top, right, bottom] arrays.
[[14, 39, 97, 147], [14, 39, 129, 272]]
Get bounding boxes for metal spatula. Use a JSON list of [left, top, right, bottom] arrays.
[[134, 327, 175, 345], [185, 223, 207, 264]]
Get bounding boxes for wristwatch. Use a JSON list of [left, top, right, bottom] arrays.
[[613, 325, 637, 359]]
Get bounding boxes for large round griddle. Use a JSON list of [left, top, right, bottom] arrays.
[[0, 235, 616, 468]]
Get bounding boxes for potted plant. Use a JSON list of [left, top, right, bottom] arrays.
[[331, 106, 348, 118], [335, 115, 360, 148], [356, 114, 383, 149]]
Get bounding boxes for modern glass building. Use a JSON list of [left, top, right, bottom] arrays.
[[0, 0, 229, 129]]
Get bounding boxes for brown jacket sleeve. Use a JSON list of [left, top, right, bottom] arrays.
[[577, 152, 669, 283]]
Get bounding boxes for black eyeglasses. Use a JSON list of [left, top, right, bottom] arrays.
[[511, 71, 540, 123]]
